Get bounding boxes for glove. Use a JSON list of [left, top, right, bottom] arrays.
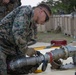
[[25, 48, 36, 56], [51, 59, 62, 69]]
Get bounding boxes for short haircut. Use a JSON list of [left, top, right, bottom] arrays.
[[37, 3, 51, 15]]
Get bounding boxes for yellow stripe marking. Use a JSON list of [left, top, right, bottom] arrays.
[[34, 46, 60, 50]]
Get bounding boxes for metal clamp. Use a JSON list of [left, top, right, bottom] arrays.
[[61, 46, 69, 59]]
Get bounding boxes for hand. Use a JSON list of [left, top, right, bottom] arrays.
[[25, 48, 36, 56], [3, 0, 10, 4]]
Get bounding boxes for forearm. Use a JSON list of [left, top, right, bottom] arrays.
[[12, 6, 34, 55], [14, 36, 28, 54]]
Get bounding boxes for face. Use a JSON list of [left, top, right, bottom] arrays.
[[34, 8, 50, 25]]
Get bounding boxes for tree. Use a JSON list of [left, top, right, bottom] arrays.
[[45, 0, 76, 14]]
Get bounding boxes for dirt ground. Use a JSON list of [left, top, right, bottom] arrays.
[[37, 32, 75, 44]]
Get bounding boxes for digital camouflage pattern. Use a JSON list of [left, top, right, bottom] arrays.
[[0, 0, 21, 21], [31, 21, 37, 40], [0, 6, 36, 75], [0, 6, 34, 54]]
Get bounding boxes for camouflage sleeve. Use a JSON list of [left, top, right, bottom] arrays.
[[33, 23, 37, 39], [32, 22, 37, 39], [12, 7, 30, 53], [0, 6, 21, 24]]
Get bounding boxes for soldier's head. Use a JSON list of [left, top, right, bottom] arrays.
[[33, 3, 51, 24]]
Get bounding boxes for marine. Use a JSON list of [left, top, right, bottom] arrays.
[[0, 3, 51, 75], [0, 0, 21, 21]]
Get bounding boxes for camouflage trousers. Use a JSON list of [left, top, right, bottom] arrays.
[[0, 47, 7, 75]]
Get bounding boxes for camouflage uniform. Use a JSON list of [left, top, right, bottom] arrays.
[[0, 0, 21, 21], [0, 6, 35, 75], [31, 21, 37, 40]]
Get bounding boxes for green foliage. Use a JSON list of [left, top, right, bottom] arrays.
[[44, 0, 76, 14]]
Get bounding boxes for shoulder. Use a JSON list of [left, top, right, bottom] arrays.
[[20, 5, 32, 12], [18, 6, 33, 15]]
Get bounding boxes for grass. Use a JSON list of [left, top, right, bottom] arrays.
[[37, 32, 76, 44]]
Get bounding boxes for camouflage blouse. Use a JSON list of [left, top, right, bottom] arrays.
[[0, 6, 34, 54]]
